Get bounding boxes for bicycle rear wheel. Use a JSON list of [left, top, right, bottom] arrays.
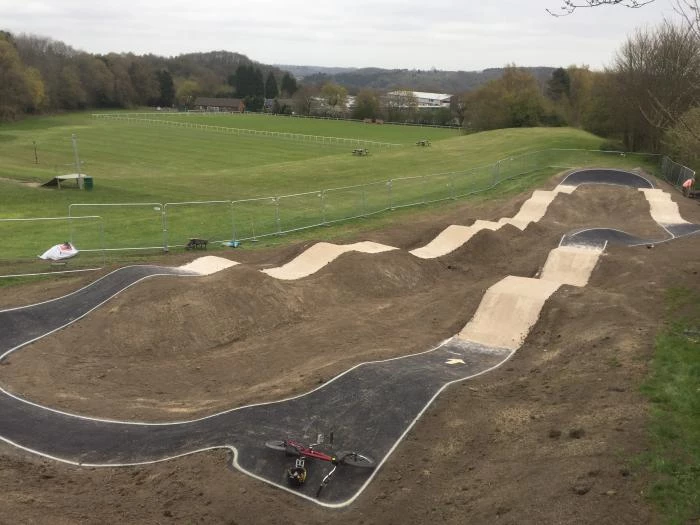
[[338, 451, 375, 468]]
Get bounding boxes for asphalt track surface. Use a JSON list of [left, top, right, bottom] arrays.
[[1, 169, 699, 507]]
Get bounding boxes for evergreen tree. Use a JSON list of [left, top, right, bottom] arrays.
[[265, 71, 279, 98], [157, 70, 175, 106], [280, 72, 298, 97], [547, 67, 571, 101]]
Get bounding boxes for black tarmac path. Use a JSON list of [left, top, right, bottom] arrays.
[[1, 169, 698, 506]]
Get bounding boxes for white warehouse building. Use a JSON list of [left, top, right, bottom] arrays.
[[386, 90, 453, 109]]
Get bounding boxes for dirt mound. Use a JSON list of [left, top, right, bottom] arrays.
[[441, 222, 559, 279], [541, 185, 663, 238], [5, 170, 700, 524], [16, 265, 316, 361], [312, 248, 445, 299]]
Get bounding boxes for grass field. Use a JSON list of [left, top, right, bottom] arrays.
[[640, 288, 700, 524], [0, 111, 662, 275]]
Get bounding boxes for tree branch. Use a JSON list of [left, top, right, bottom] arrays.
[[546, 0, 656, 17]]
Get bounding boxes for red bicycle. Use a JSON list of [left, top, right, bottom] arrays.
[[265, 434, 376, 496]]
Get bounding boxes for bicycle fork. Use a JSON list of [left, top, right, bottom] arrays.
[[317, 463, 339, 497]]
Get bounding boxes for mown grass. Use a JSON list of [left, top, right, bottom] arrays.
[[0, 111, 662, 275], [138, 111, 462, 143], [640, 288, 700, 524]]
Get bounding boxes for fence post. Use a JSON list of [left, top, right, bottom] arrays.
[[162, 204, 169, 252], [275, 197, 281, 233], [388, 180, 394, 210], [230, 201, 236, 241]]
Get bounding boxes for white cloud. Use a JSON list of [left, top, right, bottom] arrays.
[[0, 0, 683, 70]]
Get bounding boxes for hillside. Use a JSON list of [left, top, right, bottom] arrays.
[[279, 65, 556, 93]]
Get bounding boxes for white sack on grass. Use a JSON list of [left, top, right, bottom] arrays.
[[39, 242, 79, 261]]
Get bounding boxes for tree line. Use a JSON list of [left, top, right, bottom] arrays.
[[0, 31, 298, 120], [2, 6, 698, 170]]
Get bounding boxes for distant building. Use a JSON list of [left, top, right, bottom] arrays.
[[193, 97, 245, 112], [385, 91, 453, 109], [263, 98, 296, 113]]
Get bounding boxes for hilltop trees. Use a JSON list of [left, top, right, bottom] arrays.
[[265, 71, 279, 99], [0, 33, 46, 119], [584, 21, 700, 152], [351, 89, 381, 120], [280, 72, 298, 97], [463, 66, 546, 131], [320, 82, 348, 113], [0, 32, 296, 121]]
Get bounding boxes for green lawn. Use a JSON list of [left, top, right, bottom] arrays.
[[640, 288, 700, 524], [120, 111, 462, 143], [0, 112, 662, 273]]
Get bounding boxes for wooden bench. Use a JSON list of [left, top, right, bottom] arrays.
[[186, 238, 208, 250]]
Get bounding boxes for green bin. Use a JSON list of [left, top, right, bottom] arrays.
[[82, 176, 93, 190]]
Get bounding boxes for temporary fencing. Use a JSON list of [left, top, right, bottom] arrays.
[[2, 148, 695, 278], [0, 216, 104, 278]]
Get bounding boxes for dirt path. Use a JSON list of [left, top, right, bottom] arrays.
[[1, 173, 700, 523]]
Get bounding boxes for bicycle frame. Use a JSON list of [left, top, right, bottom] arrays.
[[266, 435, 375, 497], [284, 438, 338, 464]]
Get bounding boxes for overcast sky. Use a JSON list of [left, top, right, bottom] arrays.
[[0, 0, 682, 71]]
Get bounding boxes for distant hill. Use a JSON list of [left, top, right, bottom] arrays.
[[278, 65, 557, 94], [275, 65, 358, 79]]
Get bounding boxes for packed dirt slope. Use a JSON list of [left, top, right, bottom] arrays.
[[1, 171, 699, 524]]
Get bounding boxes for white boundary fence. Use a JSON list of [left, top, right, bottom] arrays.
[[91, 113, 400, 148], [2, 148, 695, 278]]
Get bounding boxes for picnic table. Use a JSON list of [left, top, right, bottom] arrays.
[[352, 148, 369, 156], [416, 139, 431, 147]]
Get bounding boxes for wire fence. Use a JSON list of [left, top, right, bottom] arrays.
[[1, 148, 694, 278]]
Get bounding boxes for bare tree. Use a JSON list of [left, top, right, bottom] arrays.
[[547, 0, 656, 16], [550, 0, 700, 150]]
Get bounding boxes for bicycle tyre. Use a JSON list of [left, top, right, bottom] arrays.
[[337, 451, 376, 468]]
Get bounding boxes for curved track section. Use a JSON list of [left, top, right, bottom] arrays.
[[1, 169, 698, 508]]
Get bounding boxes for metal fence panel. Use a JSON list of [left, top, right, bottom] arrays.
[[69, 203, 164, 250], [362, 181, 392, 216], [452, 166, 492, 198], [0, 216, 104, 278], [322, 185, 370, 223], [390, 176, 431, 209], [231, 197, 279, 241], [422, 172, 454, 204], [164, 201, 233, 248], [277, 191, 325, 233], [1, 148, 694, 277], [660, 156, 695, 188]]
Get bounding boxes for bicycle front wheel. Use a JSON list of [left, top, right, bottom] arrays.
[[338, 451, 376, 468]]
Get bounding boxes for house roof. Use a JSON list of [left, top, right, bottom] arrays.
[[194, 97, 244, 107]]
